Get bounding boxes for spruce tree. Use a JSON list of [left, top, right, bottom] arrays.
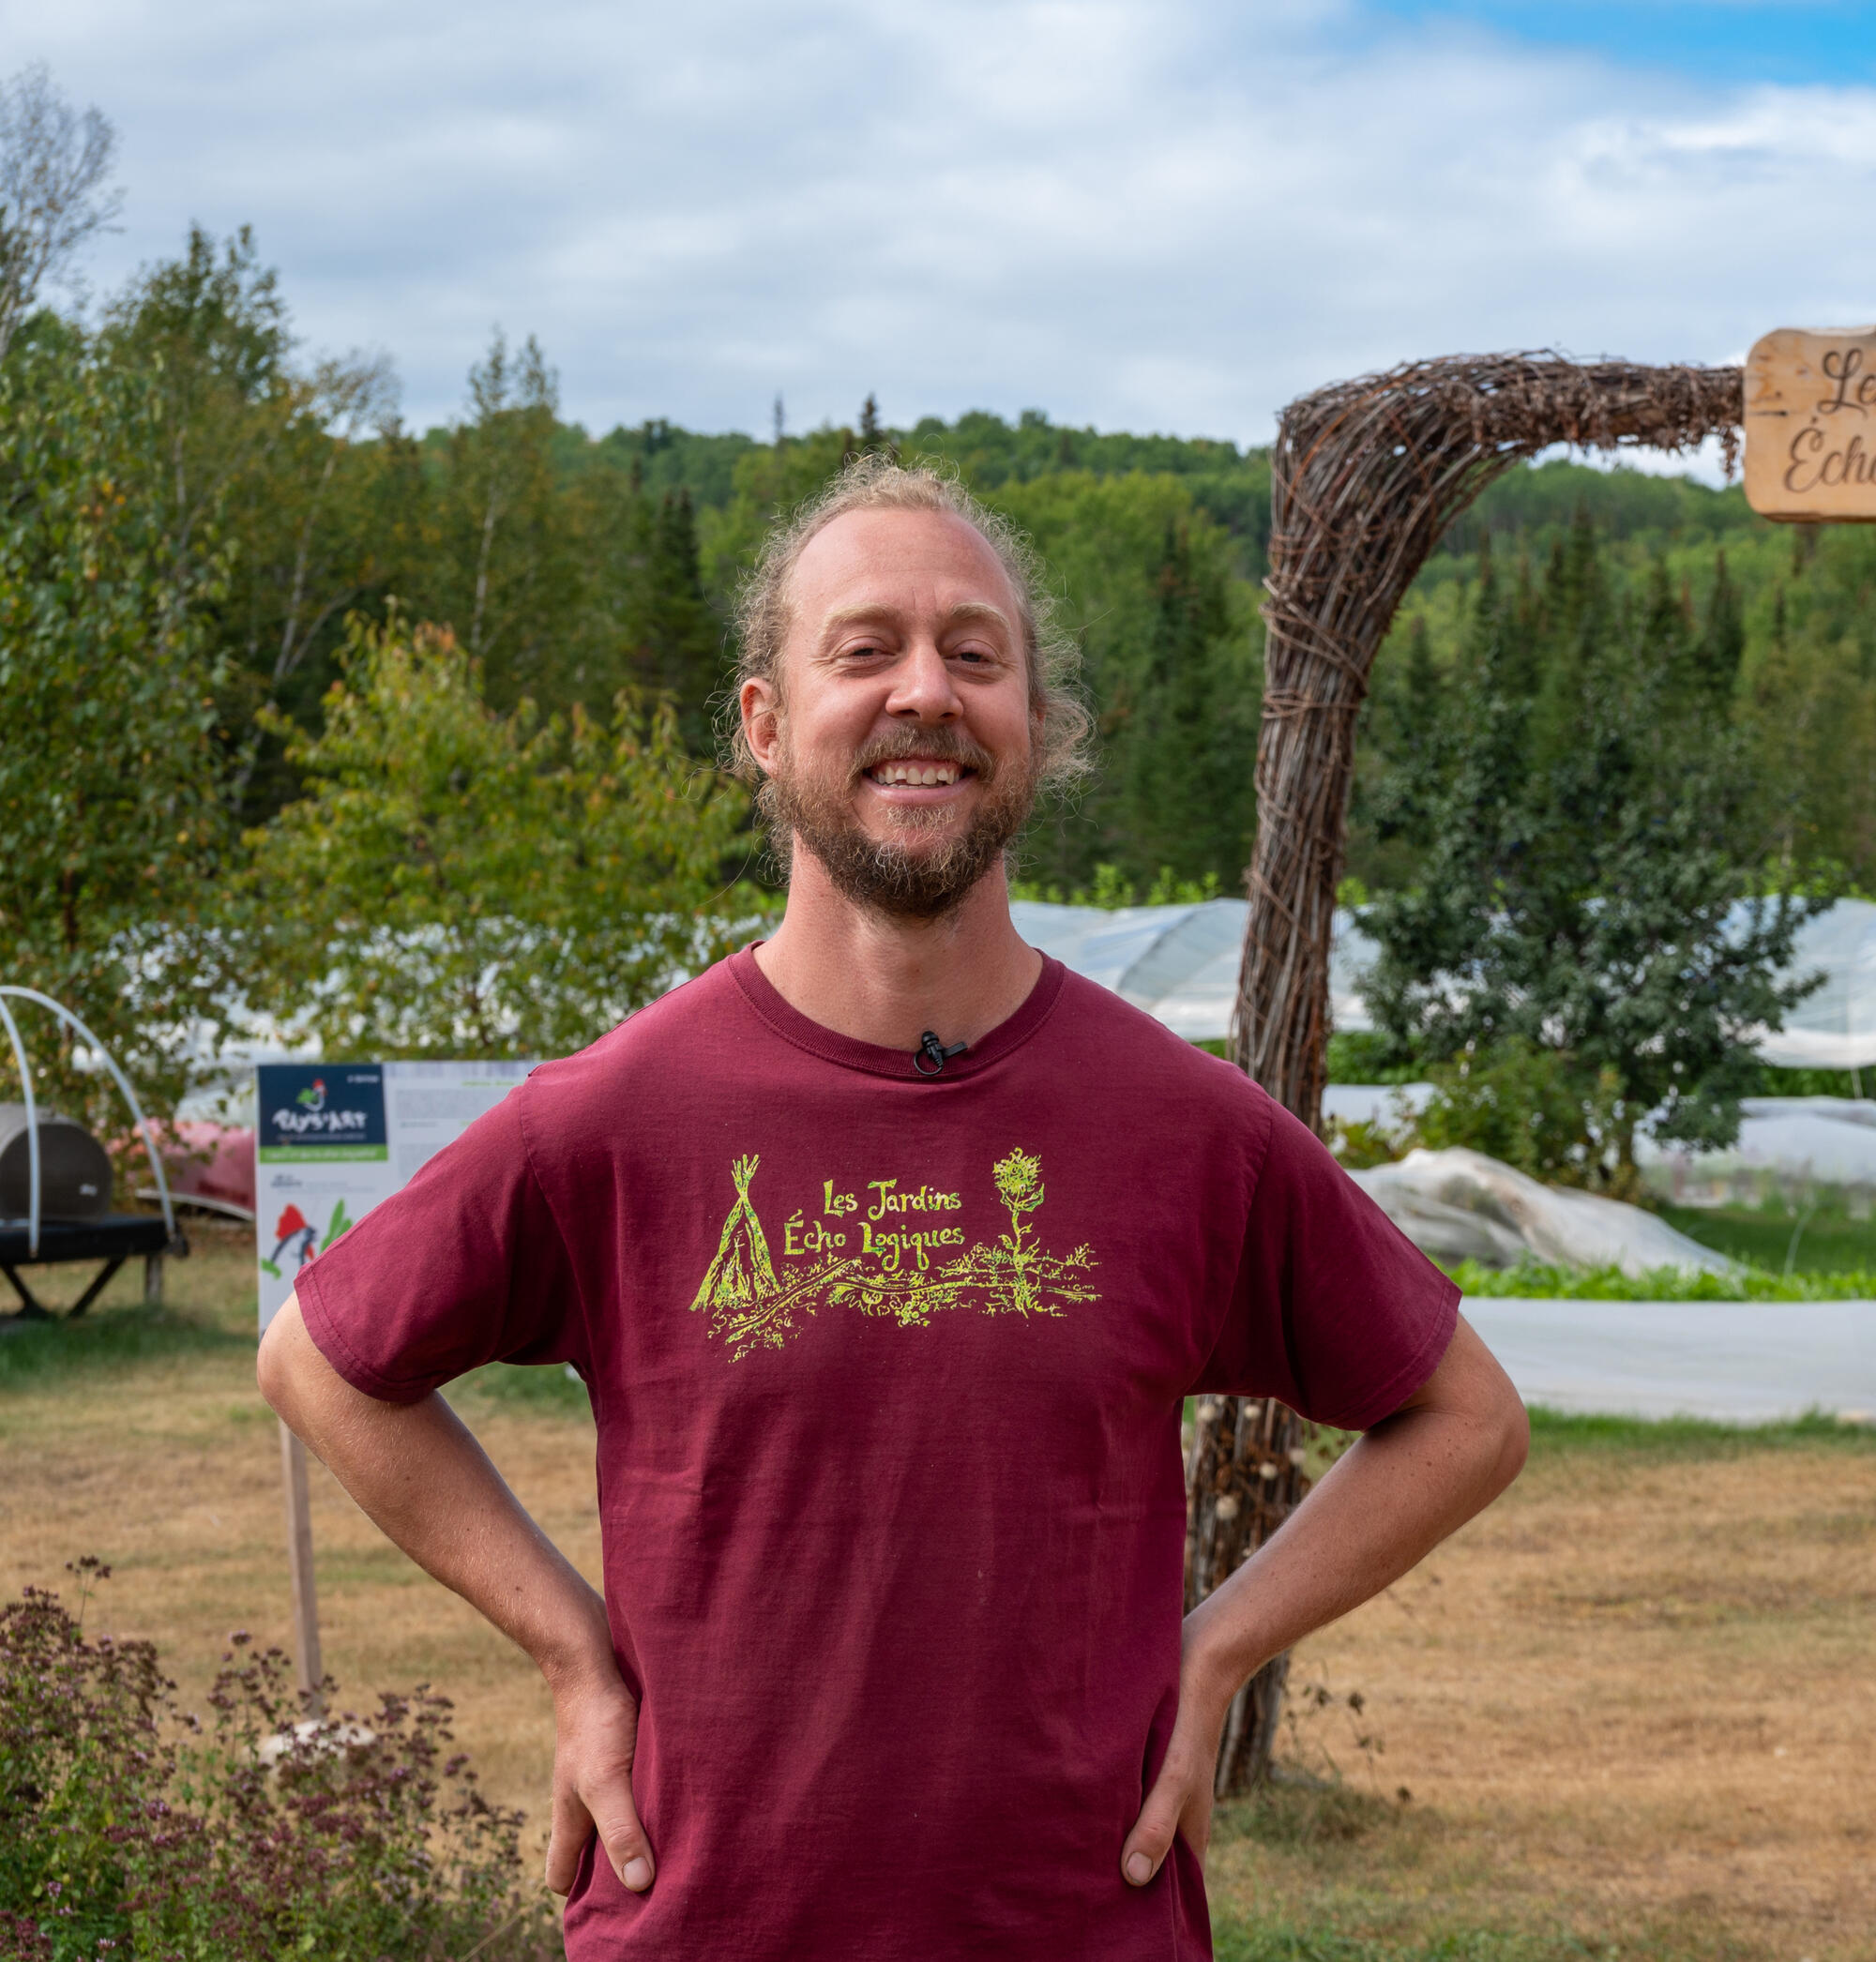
[[1110, 518, 1254, 887], [636, 488, 722, 754], [1361, 511, 1822, 1185]]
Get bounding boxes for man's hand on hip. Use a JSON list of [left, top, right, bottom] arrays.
[[1120, 1641, 1230, 1886], [256, 1293, 651, 1897], [547, 1668, 655, 1896], [1121, 1315, 1528, 1889]]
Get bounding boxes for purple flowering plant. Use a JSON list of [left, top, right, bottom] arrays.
[[0, 1561, 556, 1961]]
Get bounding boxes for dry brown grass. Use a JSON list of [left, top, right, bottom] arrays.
[[3, 1230, 1871, 1959], [1212, 1434, 1876, 1960]]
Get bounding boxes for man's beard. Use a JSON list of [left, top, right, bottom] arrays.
[[764, 723, 1039, 920]]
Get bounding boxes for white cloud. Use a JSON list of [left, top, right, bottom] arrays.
[[4, 0, 1871, 449]]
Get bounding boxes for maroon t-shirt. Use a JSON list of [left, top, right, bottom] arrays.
[[298, 947, 1457, 1960]]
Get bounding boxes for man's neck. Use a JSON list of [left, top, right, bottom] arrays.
[[752, 846, 1042, 1054]]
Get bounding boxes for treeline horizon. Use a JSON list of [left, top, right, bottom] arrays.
[[389, 362, 1875, 900], [8, 213, 1871, 904]]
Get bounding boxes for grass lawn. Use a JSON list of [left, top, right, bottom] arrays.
[[1657, 1200, 1876, 1277], [3, 1227, 1872, 1960], [1208, 1406, 1876, 1961]]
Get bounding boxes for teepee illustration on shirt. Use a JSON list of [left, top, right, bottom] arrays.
[[687, 1147, 1099, 1358], [690, 1154, 779, 1316]]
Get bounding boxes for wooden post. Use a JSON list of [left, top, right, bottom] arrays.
[[279, 1420, 324, 1712], [1185, 1395, 1313, 1794]]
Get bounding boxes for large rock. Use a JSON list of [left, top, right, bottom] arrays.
[[1350, 1147, 1733, 1277]]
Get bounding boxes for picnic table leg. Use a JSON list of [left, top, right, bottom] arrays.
[[143, 1253, 163, 1305]]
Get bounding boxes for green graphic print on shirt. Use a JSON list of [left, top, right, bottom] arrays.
[[688, 1149, 1100, 1359]]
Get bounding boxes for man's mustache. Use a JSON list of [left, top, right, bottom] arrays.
[[848, 728, 999, 782]]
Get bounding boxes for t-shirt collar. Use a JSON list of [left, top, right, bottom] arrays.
[[726, 943, 1066, 1080]]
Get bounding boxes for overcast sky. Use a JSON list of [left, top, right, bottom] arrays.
[[8, 0, 1875, 448]]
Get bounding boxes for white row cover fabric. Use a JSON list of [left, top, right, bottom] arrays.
[[1641, 1095, 1876, 1197], [1006, 899, 1249, 1043], [1461, 1296, 1876, 1424], [1350, 1147, 1734, 1277], [1012, 897, 1876, 1069], [1325, 1086, 1876, 1197], [1751, 899, 1876, 1070], [1007, 898, 1376, 1044]]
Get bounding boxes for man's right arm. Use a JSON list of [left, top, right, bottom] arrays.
[[256, 1293, 655, 1896]]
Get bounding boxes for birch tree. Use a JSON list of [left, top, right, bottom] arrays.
[[0, 63, 119, 362]]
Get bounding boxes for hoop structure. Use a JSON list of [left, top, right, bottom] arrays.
[[0, 985, 179, 1259]]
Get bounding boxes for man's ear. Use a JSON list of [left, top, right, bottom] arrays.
[[741, 676, 781, 776]]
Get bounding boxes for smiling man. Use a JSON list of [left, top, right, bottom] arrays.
[[257, 458, 1528, 1960]]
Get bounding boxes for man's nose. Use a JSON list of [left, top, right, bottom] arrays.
[[885, 639, 962, 721]]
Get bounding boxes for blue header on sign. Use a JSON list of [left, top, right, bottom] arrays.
[[256, 1064, 387, 1150]]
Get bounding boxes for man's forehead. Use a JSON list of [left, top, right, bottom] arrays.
[[790, 506, 1019, 619]]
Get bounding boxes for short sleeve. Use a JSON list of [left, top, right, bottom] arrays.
[[295, 1087, 582, 1403], [1196, 1097, 1459, 1429]]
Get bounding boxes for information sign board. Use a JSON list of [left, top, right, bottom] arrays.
[[1744, 325, 1876, 521], [254, 1059, 534, 1330]]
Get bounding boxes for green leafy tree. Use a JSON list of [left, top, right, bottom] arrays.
[[898, 408, 1271, 566], [99, 228, 295, 630], [1354, 457, 1876, 899], [1737, 530, 1876, 886], [540, 457, 730, 757], [1352, 609, 1452, 893], [413, 330, 576, 713], [244, 615, 750, 1059], [0, 314, 234, 1135], [697, 425, 855, 598], [1411, 1038, 1625, 1185], [1361, 511, 1823, 1189], [856, 392, 893, 457], [402, 334, 734, 747], [589, 416, 755, 511], [102, 225, 414, 825]]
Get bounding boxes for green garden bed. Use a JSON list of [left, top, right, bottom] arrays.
[[1446, 1257, 1876, 1301]]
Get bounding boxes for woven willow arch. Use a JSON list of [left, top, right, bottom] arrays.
[[1191, 355, 1747, 1795], [1229, 352, 1746, 1128]]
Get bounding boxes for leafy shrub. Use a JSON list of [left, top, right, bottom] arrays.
[[1322, 1114, 1407, 1172], [1325, 1039, 1648, 1197], [1413, 1040, 1633, 1195], [0, 1561, 554, 1961], [241, 612, 751, 1061]]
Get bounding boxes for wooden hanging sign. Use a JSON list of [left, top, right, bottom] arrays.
[[1745, 326, 1876, 521]]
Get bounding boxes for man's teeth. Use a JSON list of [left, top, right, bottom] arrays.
[[870, 762, 961, 786]]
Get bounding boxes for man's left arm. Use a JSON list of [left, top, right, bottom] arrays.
[[1122, 1311, 1528, 1887]]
